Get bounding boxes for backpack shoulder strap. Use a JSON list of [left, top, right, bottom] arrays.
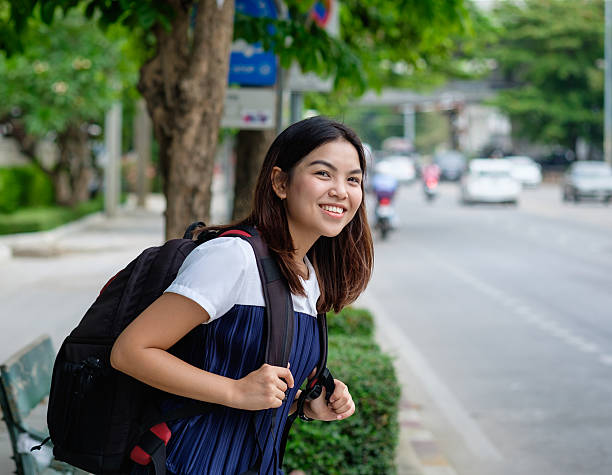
[[278, 311, 334, 467], [219, 226, 294, 368]]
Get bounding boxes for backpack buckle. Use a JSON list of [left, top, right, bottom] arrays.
[[130, 423, 171, 465]]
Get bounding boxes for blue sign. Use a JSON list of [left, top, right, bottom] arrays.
[[229, 0, 277, 87]]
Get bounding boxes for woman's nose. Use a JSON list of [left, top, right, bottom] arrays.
[[329, 182, 348, 199]]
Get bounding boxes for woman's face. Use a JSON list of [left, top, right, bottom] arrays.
[[273, 139, 363, 249]]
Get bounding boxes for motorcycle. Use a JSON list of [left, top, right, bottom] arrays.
[[423, 176, 439, 202], [421, 164, 441, 202], [374, 195, 395, 240]]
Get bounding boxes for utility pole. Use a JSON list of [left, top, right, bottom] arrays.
[[134, 99, 151, 208], [402, 104, 416, 150], [605, 0, 612, 165], [104, 103, 122, 217]]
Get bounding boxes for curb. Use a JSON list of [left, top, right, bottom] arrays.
[[0, 211, 106, 258], [0, 196, 150, 258], [397, 398, 458, 475], [357, 293, 459, 475]]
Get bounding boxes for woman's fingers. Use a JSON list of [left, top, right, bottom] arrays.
[[329, 379, 349, 404], [334, 401, 355, 420]]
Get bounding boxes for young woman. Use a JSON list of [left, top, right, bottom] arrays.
[[110, 116, 374, 474]]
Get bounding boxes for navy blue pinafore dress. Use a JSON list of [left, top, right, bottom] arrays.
[[134, 237, 322, 475]]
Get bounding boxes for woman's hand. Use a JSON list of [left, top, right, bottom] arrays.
[[304, 379, 355, 421], [232, 364, 294, 411]]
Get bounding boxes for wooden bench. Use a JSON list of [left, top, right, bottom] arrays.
[[0, 335, 85, 474]]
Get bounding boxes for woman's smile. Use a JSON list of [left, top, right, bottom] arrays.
[[319, 204, 346, 217]]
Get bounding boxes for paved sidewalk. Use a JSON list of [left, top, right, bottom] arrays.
[[0, 194, 454, 475]]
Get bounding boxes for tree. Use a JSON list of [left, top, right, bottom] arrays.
[[0, 11, 136, 206], [485, 0, 604, 155], [3, 0, 470, 238]]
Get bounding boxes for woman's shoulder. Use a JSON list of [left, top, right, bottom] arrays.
[[187, 236, 255, 268]]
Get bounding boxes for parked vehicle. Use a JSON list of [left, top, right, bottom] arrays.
[[505, 156, 542, 187], [461, 159, 521, 205], [562, 161, 612, 203], [375, 155, 416, 184], [433, 150, 467, 181]]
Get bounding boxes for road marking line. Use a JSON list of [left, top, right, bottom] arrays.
[[421, 247, 611, 367], [361, 291, 503, 462]]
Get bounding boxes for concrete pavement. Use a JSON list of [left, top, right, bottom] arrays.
[[0, 194, 455, 475]]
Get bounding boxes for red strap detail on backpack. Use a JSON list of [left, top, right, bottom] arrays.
[[129, 423, 172, 465], [99, 271, 121, 296], [219, 229, 252, 238]]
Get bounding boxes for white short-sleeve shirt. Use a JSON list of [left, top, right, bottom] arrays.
[[165, 237, 320, 321]]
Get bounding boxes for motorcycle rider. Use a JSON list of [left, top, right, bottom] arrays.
[[370, 172, 399, 237], [422, 163, 441, 201]]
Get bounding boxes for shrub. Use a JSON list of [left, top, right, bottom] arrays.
[[0, 165, 54, 213], [283, 333, 400, 475], [0, 168, 22, 213], [24, 166, 55, 207], [327, 307, 375, 338]]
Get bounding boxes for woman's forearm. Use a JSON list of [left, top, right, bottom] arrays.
[[111, 345, 238, 408]]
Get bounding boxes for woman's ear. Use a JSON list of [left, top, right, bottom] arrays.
[[271, 166, 288, 200]]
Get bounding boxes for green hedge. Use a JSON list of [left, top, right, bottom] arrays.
[[0, 195, 104, 234], [0, 165, 55, 213], [284, 308, 400, 475], [327, 307, 375, 338]]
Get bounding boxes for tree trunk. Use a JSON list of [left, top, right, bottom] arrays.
[[1, 118, 92, 207], [53, 124, 92, 206], [137, 0, 235, 239], [232, 129, 275, 221]]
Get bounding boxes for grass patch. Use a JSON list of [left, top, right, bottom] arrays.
[[0, 196, 105, 235]]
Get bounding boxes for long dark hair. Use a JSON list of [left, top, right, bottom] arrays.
[[245, 116, 374, 313], [204, 116, 373, 313]]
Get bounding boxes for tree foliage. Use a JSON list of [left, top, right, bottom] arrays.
[[0, 9, 137, 205], [0, 11, 134, 137], [485, 0, 604, 152]]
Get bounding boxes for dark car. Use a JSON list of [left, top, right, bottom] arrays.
[[433, 151, 467, 181], [562, 161, 612, 203]]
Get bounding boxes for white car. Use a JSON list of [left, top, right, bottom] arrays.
[[505, 156, 542, 187], [374, 155, 416, 184], [461, 159, 521, 205]]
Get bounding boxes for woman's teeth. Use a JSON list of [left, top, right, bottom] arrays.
[[321, 205, 344, 214]]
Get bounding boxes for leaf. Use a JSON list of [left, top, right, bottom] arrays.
[[41, 2, 57, 24]]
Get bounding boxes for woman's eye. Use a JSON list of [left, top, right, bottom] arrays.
[[348, 177, 361, 184], [316, 170, 331, 177]]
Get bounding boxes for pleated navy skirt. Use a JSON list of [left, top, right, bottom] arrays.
[[131, 305, 320, 475]]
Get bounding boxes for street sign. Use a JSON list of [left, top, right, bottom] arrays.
[[221, 88, 276, 130], [229, 0, 277, 87], [310, 0, 332, 28]]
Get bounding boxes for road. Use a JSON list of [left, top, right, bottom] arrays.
[[363, 181, 612, 475]]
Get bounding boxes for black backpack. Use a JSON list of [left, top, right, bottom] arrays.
[[46, 223, 335, 475]]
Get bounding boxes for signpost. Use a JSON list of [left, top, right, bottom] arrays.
[[221, 88, 276, 129]]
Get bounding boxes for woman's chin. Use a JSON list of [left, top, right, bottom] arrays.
[[320, 226, 346, 238]]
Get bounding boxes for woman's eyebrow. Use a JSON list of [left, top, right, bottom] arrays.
[[308, 159, 362, 175]]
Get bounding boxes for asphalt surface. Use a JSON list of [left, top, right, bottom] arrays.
[[363, 181, 612, 475]]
